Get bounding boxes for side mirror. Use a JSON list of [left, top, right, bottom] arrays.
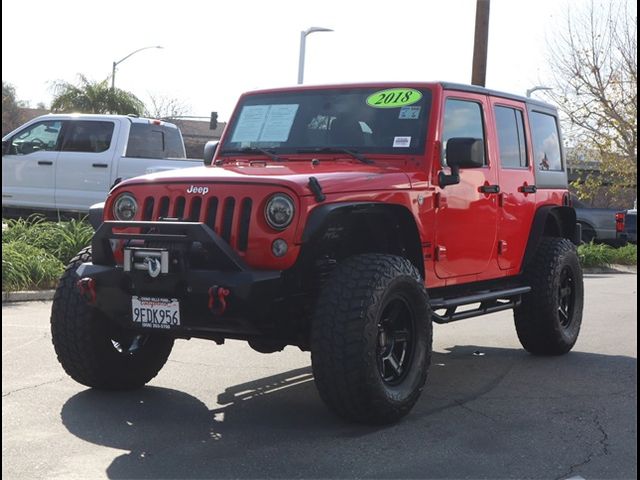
[[2, 140, 10, 156], [438, 137, 484, 187], [203, 140, 219, 166]]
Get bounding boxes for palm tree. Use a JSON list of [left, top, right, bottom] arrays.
[[51, 75, 145, 115]]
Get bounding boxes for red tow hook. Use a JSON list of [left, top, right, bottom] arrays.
[[77, 277, 97, 305], [208, 286, 230, 315]]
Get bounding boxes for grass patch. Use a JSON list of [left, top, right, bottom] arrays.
[[577, 242, 637, 268]]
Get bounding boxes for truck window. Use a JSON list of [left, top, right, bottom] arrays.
[[494, 106, 528, 168], [9, 120, 63, 155], [441, 99, 486, 166], [530, 111, 562, 171], [60, 121, 115, 153], [126, 124, 186, 159]]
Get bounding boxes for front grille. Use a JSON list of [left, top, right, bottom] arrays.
[[140, 194, 253, 251]]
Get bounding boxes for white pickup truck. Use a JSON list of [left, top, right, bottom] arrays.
[[2, 114, 202, 214]]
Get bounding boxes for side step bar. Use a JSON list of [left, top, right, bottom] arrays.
[[429, 286, 531, 324]]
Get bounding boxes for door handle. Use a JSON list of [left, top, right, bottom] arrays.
[[37, 160, 53, 166], [479, 184, 500, 194], [519, 184, 537, 194], [92, 163, 109, 168]]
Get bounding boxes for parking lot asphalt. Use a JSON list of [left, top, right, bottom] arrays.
[[2, 273, 637, 480]]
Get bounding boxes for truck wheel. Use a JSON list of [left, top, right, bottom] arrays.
[[579, 223, 596, 244], [514, 238, 584, 355], [51, 247, 174, 389], [310, 254, 432, 424]]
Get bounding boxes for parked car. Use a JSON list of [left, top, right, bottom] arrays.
[[616, 208, 637, 244], [572, 196, 622, 244], [2, 114, 202, 215], [51, 82, 583, 425]]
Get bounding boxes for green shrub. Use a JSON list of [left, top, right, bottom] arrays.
[[577, 242, 637, 268], [2, 215, 93, 264], [610, 243, 638, 265], [2, 242, 64, 291]]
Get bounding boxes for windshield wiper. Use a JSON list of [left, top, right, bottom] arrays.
[[296, 147, 374, 165], [219, 147, 286, 162]]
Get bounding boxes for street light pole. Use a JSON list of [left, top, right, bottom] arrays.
[[526, 86, 552, 97], [111, 45, 163, 90], [297, 27, 333, 85]]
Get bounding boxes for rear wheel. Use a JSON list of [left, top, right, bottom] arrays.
[[311, 254, 432, 424], [514, 238, 584, 355], [51, 247, 174, 389], [579, 223, 596, 244]]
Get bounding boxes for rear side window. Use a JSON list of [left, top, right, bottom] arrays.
[[494, 106, 528, 168], [126, 124, 185, 159], [442, 99, 486, 165], [530, 111, 562, 171], [61, 121, 114, 153]]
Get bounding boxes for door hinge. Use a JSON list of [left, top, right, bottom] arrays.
[[435, 245, 447, 261]]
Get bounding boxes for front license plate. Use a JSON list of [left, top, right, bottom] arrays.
[[132, 296, 180, 329]]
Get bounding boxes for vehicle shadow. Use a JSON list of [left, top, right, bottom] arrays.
[[60, 346, 637, 479]]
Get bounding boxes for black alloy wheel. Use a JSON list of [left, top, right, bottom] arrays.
[[557, 266, 576, 329], [377, 296, 416, 385]]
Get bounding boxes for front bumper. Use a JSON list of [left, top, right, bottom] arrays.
[[80, 221, 283, 339]]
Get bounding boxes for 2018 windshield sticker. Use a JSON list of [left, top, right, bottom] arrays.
[[366, 88, 422, 108]]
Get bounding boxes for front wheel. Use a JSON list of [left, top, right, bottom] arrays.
[[51, 247, 174, 389], [514, 238, 584, 355], [311, 254, 432, 424]]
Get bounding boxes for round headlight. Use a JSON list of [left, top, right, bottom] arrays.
[[265, 193, 295, 230], [113, 193, 138, 221]]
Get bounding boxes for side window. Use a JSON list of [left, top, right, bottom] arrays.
[[442, 99, 486, 165], [126, 124, 185, 159], [494, 106, 528, 168], [10, 121, 62, 155], [60, 121, 114, 153], [530, 111, 563, 171]]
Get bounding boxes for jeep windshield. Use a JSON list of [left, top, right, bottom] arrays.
[[220, 87, 432, 158]]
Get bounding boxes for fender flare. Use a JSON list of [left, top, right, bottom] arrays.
[[522, 205, 579, 269], [300, 202, 425, 278], [88, 202, 105, 231]]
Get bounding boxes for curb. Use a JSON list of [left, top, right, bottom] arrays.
[[2, 290, 55, 303], [583, 265, 637, 274]]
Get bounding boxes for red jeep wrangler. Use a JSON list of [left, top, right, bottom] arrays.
[[51, 82, 584, 424]]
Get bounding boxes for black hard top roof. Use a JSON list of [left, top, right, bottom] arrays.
[[439, 82, 556, 110]]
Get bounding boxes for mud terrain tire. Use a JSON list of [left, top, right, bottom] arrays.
[[311, 254, 432, 424], [515, 238, 584, 355], [51, 247, 174, 389]]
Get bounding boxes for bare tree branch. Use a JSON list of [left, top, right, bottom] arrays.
[[545, 0, 637, 206]]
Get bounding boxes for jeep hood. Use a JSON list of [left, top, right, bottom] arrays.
[[117, 162, 413, 196]]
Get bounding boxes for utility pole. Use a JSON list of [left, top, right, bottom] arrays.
[[471, 0, 491, 87]]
